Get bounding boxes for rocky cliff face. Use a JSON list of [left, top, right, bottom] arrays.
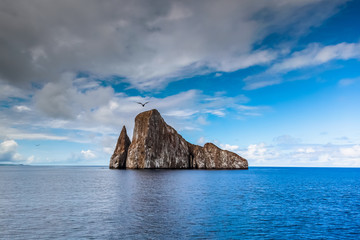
[[110, 109, 248, 169], [109, 126, 131, 169], [127, 109, 190, 168], [189, 143, 248, 169]]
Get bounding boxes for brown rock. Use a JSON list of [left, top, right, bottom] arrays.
[[109, 126, 131, 169], [127, 109, 190, 168], [124, 109, 248, 169], [189, 143, 248, 169]]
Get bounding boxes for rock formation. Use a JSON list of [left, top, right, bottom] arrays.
[[110, 109, 248, 169], [188, 143, 248, 169], [109, 126, 131, 169], [127, 109, 191, 168]]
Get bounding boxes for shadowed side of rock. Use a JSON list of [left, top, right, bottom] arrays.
[[109, 126, 131, 169], [126, 109, 190, 168]]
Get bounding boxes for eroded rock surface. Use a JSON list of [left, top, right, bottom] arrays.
[[123, 109, 248, 169], [127, 109, 190, 168], [189, 143, 248, 169], [109, 126, 131, 169]]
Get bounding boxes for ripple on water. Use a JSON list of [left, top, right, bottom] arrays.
[[0, 166, 359, 239]]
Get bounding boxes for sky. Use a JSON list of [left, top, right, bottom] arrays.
[[0, 0, 360, 167]]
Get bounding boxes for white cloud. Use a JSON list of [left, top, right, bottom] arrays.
[[81, 150, 96, 159], [318, 153, 331, 163], [0, 140, 32, 163], [13, 105, 31, 112], [0, 75, 267, 148], [0, 0, 354, 166], [297, 147, 315, 153], [103, 147, 114, 155], [0, 80, 30, 100], [271, 42, 360, 72], [196, 116, 209, 125], [338, 77, 359, 86], [235, 142, 360, 167], [197, 137, 206, 145], [27, 155, 35, 164], [6, 133, 68, 141], [205, 109, 226, 117], [212, 50, 277, 73], [243, 79, 282, 91], [0, 0, 347, 90], [0, 140, 18, 154], [340, 145, 360, 158], [34, 73, 114, 119], [243, 41, 360, 90], [0, 125, 68, 141], [273, 135, 301, 145], [163, 110, 199, 118], [220, 144, 239, 151], [25, 76, 265, 141], [238, 143, 271, 163]]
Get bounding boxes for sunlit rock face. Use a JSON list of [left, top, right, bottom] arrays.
[[109, 126, 131, 169], [111, 109, 248, 169], [188, 143, 248, 169], [127, 109, 190, 168]]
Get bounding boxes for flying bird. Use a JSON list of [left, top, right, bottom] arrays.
[[136, 101, 149, 107], [35, 144, 40, 147]]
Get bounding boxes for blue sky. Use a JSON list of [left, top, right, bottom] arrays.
[[0, 0, 359, 166]]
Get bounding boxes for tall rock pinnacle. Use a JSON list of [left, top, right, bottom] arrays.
[[109, 126, 131, 169], [127, 109, 190, 168]]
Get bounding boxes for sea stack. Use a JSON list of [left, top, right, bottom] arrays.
[[109, 126, 131, 169], [110, 109, 248, 169], [127, 109, 191, 168]]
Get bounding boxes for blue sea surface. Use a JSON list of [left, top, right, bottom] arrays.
[[0, 166, 359, 239]]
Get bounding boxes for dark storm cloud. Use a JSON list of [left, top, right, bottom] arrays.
[[0, 0, 348, 89]]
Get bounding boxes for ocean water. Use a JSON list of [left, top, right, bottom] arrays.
[[0, 166, 359, 239]]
